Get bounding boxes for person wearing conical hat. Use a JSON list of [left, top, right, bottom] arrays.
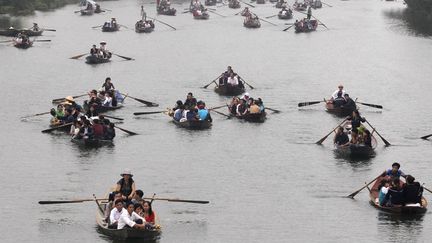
[[115, 169, 137, 201]]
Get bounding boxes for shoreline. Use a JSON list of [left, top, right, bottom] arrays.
[[0, 0, 78, 16]]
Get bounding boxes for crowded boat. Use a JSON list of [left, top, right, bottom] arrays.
[[190, 0, 210, 19], [215, 66, 246, 96], [169, 92, 213, 129], [325, 85, 357, 116], [87, 41, 112, 63], [228, 93, 267, 122], [278, 7, 293, 19], [156, 0, 176, 15], [13, 33, 32, 49], [136, 6, 155, 33]]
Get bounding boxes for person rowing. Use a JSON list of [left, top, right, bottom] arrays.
[[333, 126, 350, 146], [31, 23, 40, 31], [380, 162, 407, 179], [184, 92, 197, 110], [197, 101, 212, 121], [329, 85, 346, 105], [115, 169, 137, 201], [102, 77, 115, 92], [346, 110, 365, 133], [241, 7, 250, 17]]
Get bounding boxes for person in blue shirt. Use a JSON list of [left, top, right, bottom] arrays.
[[381, 162, 406, 179], [197, 103, 212, 121]]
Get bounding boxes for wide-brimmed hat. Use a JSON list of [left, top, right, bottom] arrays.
[[65, 96, 74, 102], [100, 41, 106, 45], [121, 169, 133, 177]]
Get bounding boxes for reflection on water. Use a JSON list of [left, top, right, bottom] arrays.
[[384, 9, 432, 36], [334, 151, 374, 168], [377, 211, 425, 242]]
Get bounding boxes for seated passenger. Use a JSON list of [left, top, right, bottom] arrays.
[[174, 105, 185, 121], [236, 99, 248, 116], [378, 179, 390, 206], [363, 129, 372, 147], [92, 119, 104, 139], [184, 93, 197, 110], [115, 169, 136, 201], [333, 127, 349, 146], [229, 97, 240, 115], [103, 92, 113, 107], [186, 108, 199, 121], [249, 100, 261, 114], [403, 175, 423, 205], [197, 103, 212, 121], [117, 202, 147, 229], [131, 190, 144, 204], [109, 199, 124, 229], [105, 191, 123, 220], [105, 123, 116, 140], [142, 200, 156, 225], [383, 178, 404, 206], [227, 73, 239, 86], [350, 130, 359, 145]]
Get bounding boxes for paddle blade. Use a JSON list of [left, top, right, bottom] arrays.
[[167, 199, 209, 204], [70, 53, 87, 59], [39, 200, 84, 204], [421, 134, 432, 140], [298, 101, 322, 107], [133, 111, 165, 115]]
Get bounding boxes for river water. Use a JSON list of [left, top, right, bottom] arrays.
[[1, 0, 432, 242]]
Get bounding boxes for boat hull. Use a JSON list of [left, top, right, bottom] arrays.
[[214, 85, 245, 96], [172, 119, 212, 130], [0, 29, 43, 37], [85, 55, 111, 64], [71, 138, 113, 147], [325, 102, 356, 117]]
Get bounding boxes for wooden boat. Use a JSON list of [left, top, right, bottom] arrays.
[[193, 10, 210, 19], [135, 20, 155, 33], [205, 0, 217, 6], [172, 119, 212, 130], [95, 200, 161, 240], [71, 137, 113, 147], [369, 177, 428, 214], [214, 84, 245, 96], [275, 1, 287, 8], [278, 9, 293, 19], [334, 137, 377, 158], [228, 0, 241, 8], [85, 55, 111, 64], [294, 19, 318, 33], [102, 24, 120, 32], [80, 9, 94, 15], [0, 29, 43, 37], [238, 112, 266, 123], [13, 37, 33, 49], [293, 3, 307, 11], [269, 0, 278, 2], [325, 102, 357, 117], [244, 17, 261, 28], [310, 0, 322, 9], [49, 122, 73, 133], [256, 0, 265, 4], [157, 6, 176, 15]]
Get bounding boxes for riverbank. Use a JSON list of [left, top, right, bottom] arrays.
[[0, 0, 78, 15]]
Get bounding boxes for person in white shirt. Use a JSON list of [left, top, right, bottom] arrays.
[[331, 85, 346, 100], [108, 199, 124, 229], [103, 92, 113, 107], [227, 73, 239, 86], [117, 202, 147, 229]]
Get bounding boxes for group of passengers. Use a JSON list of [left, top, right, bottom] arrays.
[[137, 6, 154, 29], [228, 93, 265, 117], [90, 41, 112, 59], [218, 66, 245, 88], [105, 170, 158, 230], [158, 0, 172, 11], [190, 0, 207, 15], [378, 163, 424, 207], [327, 85, 357, 112], [103, 18, 118, 29], [172, 93, 212, 122], [84, 78, 120, 109]]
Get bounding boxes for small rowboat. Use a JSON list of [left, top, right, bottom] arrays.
[[310, 0, 322, 9], [325, 102, 357, 117], [205, 0, 217, 6], [334, 137, 377, 158], [369, 177, 428, 214], [135, 20, 155, 33], [0, 29, 43, 37], [278, 9, 293, 19], [228, 0, 241, 8], [293, 3, 307, 11], [102, 25, 120, 32], [237, 112, 266, 123], [13, 38, 33, 49], [157, 7, 176, 15], [214, 84, 245, 96], [172, 119, 212, 130], [294, 19, 318, 33], [95, 200, 161, 240], [85, 55, 111, 64], [71, 137, 113, 147], [275, 1, 286, 8], [80, 9, 94, 15], [193, 10, 210, 19], [244, 18, 261, 28]]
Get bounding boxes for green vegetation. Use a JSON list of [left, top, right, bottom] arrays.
[[405, 0, 432, 20], [0, 0, 78, 15]]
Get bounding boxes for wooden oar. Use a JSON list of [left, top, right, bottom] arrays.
[[240, 0, 255, 7], [103, 115, 124, 121], [119, 24, 130, 29], [212, 109, 231, 118], [182, 10, 191, 13], [203, 75, 222, 88], [208, 10, 226, 17], [134, 111, 166, 115], [265, 14, 277, 19], [234, 11, 243, 16], [0, 40, 12, 43], [424, 186, 432, 194], [298, 100, 323, 107], [347, 174, 382, 198], [74, 10, 81, 13], [113, 53, 134, 61], [283, 24, 294, 31], [92, 25, 103, 28], [266, 107, 280, 113], [70, 53, 88, 60], [238, 77, 254, 89], [34, 40, 51, 42], [421, 134, 432, 140], [20, 111, 51, 119], [322, 1, 333, 7], [43, 29, 56, 31], [143, 197, 209, 204], [120, 93, 159, 107], [258, 17, 277, 26], [357, 102, 383, 109], [114, 125, 138, 135], [38, 198, 100, 204], [52, 94, 87, 103], [209, 104, 228, 110], [316, 118, 347, 144], [41, 123, 73, 133], [365, 120, 391, 146], [153, 18, 176, 30]]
